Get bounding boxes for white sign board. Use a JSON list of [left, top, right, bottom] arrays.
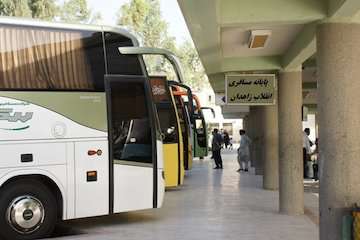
[[225, 74, 277, 105]]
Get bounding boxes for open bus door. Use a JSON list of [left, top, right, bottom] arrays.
[[105, 75, 164, 212], [118, 47, 191, 172], [173, 92, 193, 170], [171, 87, 216, 160], [168, 82, 198, 169], [149, 76, 184, 187], [194, 106, 216, 159], [192, 96, 216, 159], [169, 83, 211, 159]]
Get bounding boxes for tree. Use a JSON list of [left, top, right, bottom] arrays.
[[0, 0, 59, 20], [0, 0, 102, 23], [117, 0, 179, 80], [117, 0, 209, 90], [29, 0, 57, 20], [0, 0, 32, 18], [176, 40, 209, 91], [60, 0, 102, 24], [118, 0, 173, 48]]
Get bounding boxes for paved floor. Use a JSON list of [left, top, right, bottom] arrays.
[[49, 149, 319, 240]]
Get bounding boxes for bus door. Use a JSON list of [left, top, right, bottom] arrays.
[[105, 75, 163, 213], [193, 102, 216, 159], [149, 76, 184, 187], [173, 94, 193, 170], [194, 111, 208, 158]]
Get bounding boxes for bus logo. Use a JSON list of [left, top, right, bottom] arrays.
[[0, 108, 33, 123]]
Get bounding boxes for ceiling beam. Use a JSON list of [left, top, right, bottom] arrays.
[[282, 23, 317, 71], [220, 0, 326, 27], [208, 73, 225, 92], [303, 57, 317, 68], [303, 82, 317, 90], [219, 56, 282, 74], [222, 112, 248, 119], [222, 105, 250, 114], [177, 0, 222, 74], [329, 0, 360, 19]]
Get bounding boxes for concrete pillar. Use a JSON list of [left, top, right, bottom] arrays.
[[278, 70, 304, 215], [242, 116, 248, 132], [263, 104, 279, 190], [251, 106, 263, 175], [255, 106, 265, 175], [317, 23, 360, 240], [247, 109, 256, 168]]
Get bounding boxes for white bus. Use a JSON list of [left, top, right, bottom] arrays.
[[0, 17, 165, 240]]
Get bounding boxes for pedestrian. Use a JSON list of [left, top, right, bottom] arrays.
[[303, 128, 312, 178], [312, 138, 319, 181], [228, 137, 233, 150], [212, 128, 223, 169], [209, 132, 214, 159], [223, 130, 230, 149], [237, 129, 252, 172]]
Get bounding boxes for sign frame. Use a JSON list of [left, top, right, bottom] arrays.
[[225, 74, 277, 106]]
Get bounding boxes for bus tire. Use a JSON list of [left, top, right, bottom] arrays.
[[0, 179, 57, 240]]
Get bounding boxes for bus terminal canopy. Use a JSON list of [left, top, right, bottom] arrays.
[[177, 0, 360, 111]]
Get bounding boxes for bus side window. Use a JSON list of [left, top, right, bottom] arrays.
[[157, 104, 178, 144], [111, 82, 152, 164], [104, 32, 143, 75], [0, 25, 105, 90]]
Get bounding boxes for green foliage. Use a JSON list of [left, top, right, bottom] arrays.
[[118, 0, 172, 49], [0, 0, 32, 17], [176, 40, 208, 91], [61, 0, 87, 23], [0, 0, 101, 23], [60, 0, 102, 24], [29, 0, 57, 20], [117, 0, 208, 90], [118, 0, 178, 80]]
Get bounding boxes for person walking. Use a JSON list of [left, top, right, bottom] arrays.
[[212, 128, 223, 169], [312, 138, 319, 181], [303, 128, 312, 178], [237, 129, 252, 172], [223, 130, 230, 149]]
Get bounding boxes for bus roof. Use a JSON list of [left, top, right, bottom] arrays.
[[0, 16, 140, 46]]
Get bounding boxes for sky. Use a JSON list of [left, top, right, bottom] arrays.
[[86, 0, 192, 43]]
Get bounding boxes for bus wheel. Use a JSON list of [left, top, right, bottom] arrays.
[[0, 179, 57, 240]]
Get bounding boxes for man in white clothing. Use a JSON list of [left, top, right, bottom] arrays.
[[237, 129, 252, 172]]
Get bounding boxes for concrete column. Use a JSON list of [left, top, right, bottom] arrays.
[[253, 107, 264, 175], [242, 116, 248, 132], [247, 109, 256, 168], [255, 107, 265, 175], [278, 70, 304, 215], [317, 23, 360, 240], [263, 104, 279, 190]]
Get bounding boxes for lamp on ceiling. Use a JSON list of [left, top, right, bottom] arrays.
[[248, 30, 272, 49]]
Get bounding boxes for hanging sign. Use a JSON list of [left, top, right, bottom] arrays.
[[225, 74, 276, 105]]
